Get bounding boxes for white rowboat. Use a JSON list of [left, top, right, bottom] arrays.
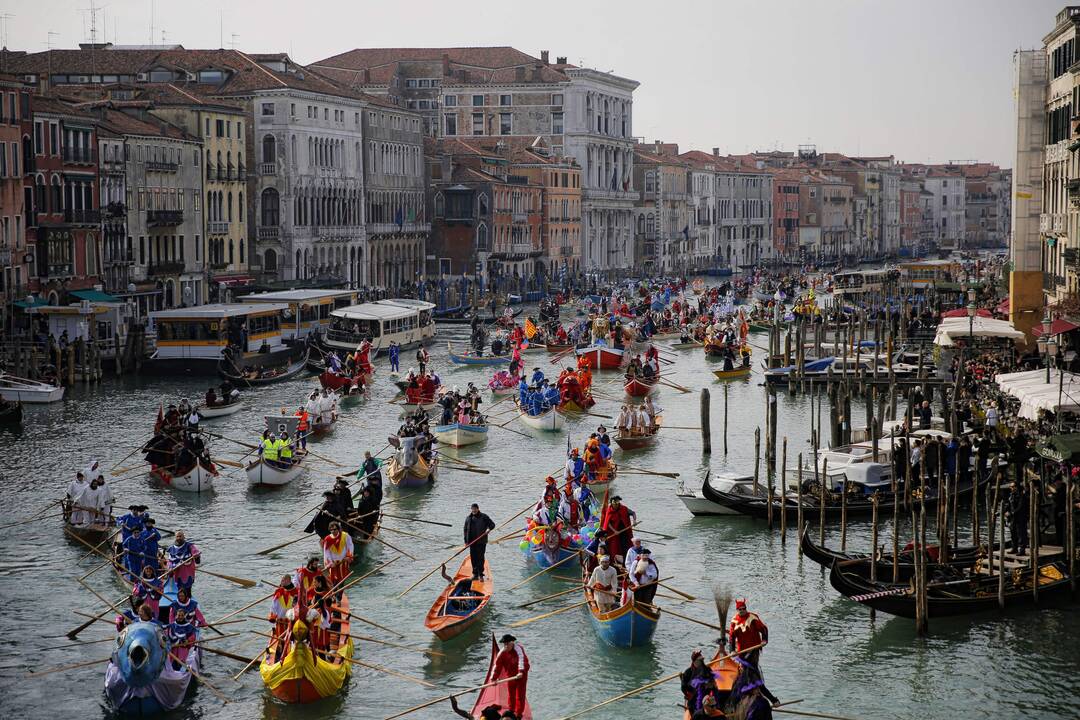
[[518, 406, 566, 432], [432, 422, 488, 447], [198, 400, 244, 419], [246, 451, 307, 487], [152, 462, 216, 494], [0, 373, 65, 403]]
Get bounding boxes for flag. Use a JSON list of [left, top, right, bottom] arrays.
[[154, 402, 163, 433], [524, 317, 537, 339]]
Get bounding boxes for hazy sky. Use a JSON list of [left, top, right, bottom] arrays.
[[4, 0, 1063, 167]]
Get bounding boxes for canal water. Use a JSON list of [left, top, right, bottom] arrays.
[[0, 316, 1077, 720]]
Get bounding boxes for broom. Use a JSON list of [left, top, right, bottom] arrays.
[[712, 583, 732, 648]]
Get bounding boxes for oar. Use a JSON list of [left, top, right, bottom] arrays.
[[66, 588, 132, 639], [284, 448, 390, 526], [328, 609, 406, 639], [517, 585, 581, 608], [492, 530, 526, 545], [658, 377, 691, 393], [211, 588, 278, 625], [494, 499, 541, 533], [382, 674, 520, 720], [396, 530, 490, 598], [255, 533, 310, 556], [631, 528, 678, 541], [657, 581, 696, 601], [353, 634, 447, 657], [508, 549, 582, 591], [0, 500, 63, 530], [232, 649, 266, 680], [638, 602, 724, 632], [489, 419, 535, 441], [77, 528, 120, 565], [214, 458, 245, 468], [380, 512, 453, 528], [24, 656, 110, 678], [335, 557, 400, 595], [774, 707, 861, 720], [551, 641, 766, 720], [200, 645, 259, 664], [662, 425, 702, 430], [380, 525, 446, 543], [200, 568, 258, 589], [618, 464, 679, 479], [508, 599, 589, 627], [329, 513, 417, 560]]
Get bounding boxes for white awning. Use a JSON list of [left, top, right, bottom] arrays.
[[933, 317, 1025, 346]]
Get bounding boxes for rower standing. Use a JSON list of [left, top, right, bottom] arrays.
[[728, 598, 769, 666], [166, 530, 201, 592], [463, 503, 495, 580], [321, 521, 354, 586], [492, 634, 530, 719]]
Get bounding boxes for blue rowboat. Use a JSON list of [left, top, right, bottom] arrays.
[[432, 422, 489, 447], [584, 589, 661, 647], [527, 543, 578, 569], [447, 342, 509, 366]]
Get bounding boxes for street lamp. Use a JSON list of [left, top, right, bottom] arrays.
[[1038, 313, 1055, 384]]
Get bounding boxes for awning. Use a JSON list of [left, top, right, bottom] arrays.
[[940, 307, 992, 319], [933, 316, 1025, 346], [216, 276, 256, 287], [1045, 318, 1079, 336], [13, 296, 49, 309], [1037, 433, 1080, 462], [70, 289, 121, 303]]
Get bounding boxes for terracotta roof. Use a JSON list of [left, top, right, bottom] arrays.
[[31, 94, 98, 120], [311, 47, 570, 88], [316, 46, 547, 71], [92, 107, 193, 141]]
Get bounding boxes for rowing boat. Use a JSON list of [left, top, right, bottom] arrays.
[[582, 563, 660, 647], [348, 513, 382, 563], [614, 414, 662, 451], [623, 376, 658, 397], [668, 340, 702, 350], [448, 342, 510, 366], [318, 370, 369, 395], [105, 620, 200, 714], [260, 589, 353, 702], [517, 405, 566, 432], [218, 350, 310, 386], [197, 397, 244, 418], [546, 342, 574, 353], [681, 649, 739, 720], [0, 372, 64, 403], [432, 421, 489, 447], [712, 366, 751, 381], [151, 459, 217, 494], [386, 452, 437, 489], [246, 450, 307, 487], [575, 345, 625, 370], [424, 556, 493, 641]]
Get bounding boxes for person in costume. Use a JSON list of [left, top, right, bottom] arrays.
[[601, 495, 636, 563], [321, 521, 355, 586], [728, 597, 769, 665], [166, 530, 201, 592], [492, 634, 530, 718]]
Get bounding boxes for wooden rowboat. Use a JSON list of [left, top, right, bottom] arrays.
[[318, 370, 369, 395], [0, 372, 64, 403], [448, 342, 510, 366], [218, 350, 310, 385], [151, 459, 217, 493], [614, 415, 662, 451], [197, 398, 244, 418], [260, 589, 353, 703], [424, 556, 492, 641], [712, 366, 751, 381], [517, 405, 566, 432], [386, 453, 437, 488], [681, 649, 739, 720], [246, 450, 307, 487], [432, 422, 488, 447], [583, 566, 660, 647], [575, 345, 624, 370], [348, 513, 382, 563], [546, 342, 574, 353], [623, 376, 658, 397]]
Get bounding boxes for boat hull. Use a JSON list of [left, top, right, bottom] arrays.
[[432, 423, 488, 447], [151, 463, 216, 493], [261, 594, 352, 703], [198, 401, 243, 418], [0, 379, 64, 403], [518, 408, 566, 432], [246, 455, 306, 487], [448, 343, 510, 366], [106, 645, 199, 715], [676, 488, 739, 516], [386, 454, 437, 488], [318, 371, 368, 394], [712, 366, 751, 381], [425, 557, 492, 641], [575, 346, 624, 370], [528, 543, 578, 569], [623, 377, 657, 397]]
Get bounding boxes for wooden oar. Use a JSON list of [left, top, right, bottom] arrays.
[[618, 464, 679, 479], [232, 649, 266, 680], [396, 531, 490, 598], [382, 674, 520, 720], [508, 599, 589, 627], [66, 589, 131, 639], [657, 581, 696, 601], [200, 567, 258, 589], [199, 645, 259, 664], [211, 588, 277, 625], [774, 707, 860, 720], [25, 656, 110, 678], [169, 651, 230, 704], [214, 458, 244, 468], [255, 533, 310, 556], [508, 549, 582, 591], [380, 525, 445, 543], [517, 585, 581, 608], [492, 530, 526, 545], [662, 425, 702, 430], [494, 499, 541, 533], [489, 418, 535, 441], [329, 609, 405, 639], [638, 602, 723, 632], [329, 513, 417, 560], [380, 512, 453, 528], [0, 500, 63, 530], [353, 633, 446, 657], [551, 641, 765, 720], [657, 377, 691, 393]]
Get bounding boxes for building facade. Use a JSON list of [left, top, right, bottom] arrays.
[[633, 143, 689, 275], [510, 144, 582, 281], [0, 75, 26, 333]]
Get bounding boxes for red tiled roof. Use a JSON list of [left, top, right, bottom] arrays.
[[316, 46, 545, 71], [311, 47, 570, 88], [93, 107, 193, 141]]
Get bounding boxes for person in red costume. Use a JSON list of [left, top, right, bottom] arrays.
[[492, 633, 529, 717], [728, 597, 769, 666], [601, 495, 636, 564]]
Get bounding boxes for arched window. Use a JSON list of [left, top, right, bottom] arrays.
[[264, 248, 278, 272], [51, 175, 62, 212], [238, 192, 244, 223], [478, 193, 489, 216], [261, 188, 280, 226], [477, 223, 489, 251], [227, 192, 233, 222], [637, 215, 644, 234], [262, 135, 276, 164], [207, 191, 214, 221]]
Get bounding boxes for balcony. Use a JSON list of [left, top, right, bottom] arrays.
[[62, 147, 96, 165], [512, 212, 528, 223], [316, 227, 353, 241], [237, 164, 247, 181], [559, 246, 574, 257], [64, 208, 101, 224], [147, 209, 184, 227], [1040, 213, 1067, 234], [101, 158, 125, 175], [148, 260, 186, 277], [147, 160, 178, 173], [210, 260, 231, 271], [258, 226, 280, 241], [208, 220, 230, 235], [369, 221, 431, 235], [260, 163, 277, 176]]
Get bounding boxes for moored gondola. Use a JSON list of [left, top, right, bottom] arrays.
[[218, 350, 310, 386]]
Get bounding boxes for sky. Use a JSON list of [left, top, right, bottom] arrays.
[[2, 0, 1065, 167]]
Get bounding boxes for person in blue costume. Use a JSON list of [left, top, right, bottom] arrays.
[[530, 367, 546, 385], [115, 504, 145, 542], [139, 518, 162, 572]]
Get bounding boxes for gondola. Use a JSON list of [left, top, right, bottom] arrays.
[[386, 452, 438, 488], [712, 366, 751, 380], [582, 561, 660, 647], [614, 415, 662, 451], [702, 471, 988, 521], [259, 588, 353, 702], [623, 375, 658, 397], [798, 523, 990, 582], [347, 512, 381, 563], [447, 342, 510, 366], [828, 558, 1074, 619], [106, 620, 200, 714], [424, 556, 493, 641], [218, 350, 310, 386], [471, 634, 532, 719]]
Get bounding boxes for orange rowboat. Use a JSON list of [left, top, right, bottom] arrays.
[[424, 556, 492, 641], [681, 649, 739, 720]]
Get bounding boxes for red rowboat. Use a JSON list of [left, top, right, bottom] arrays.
[[575, 345, 624, 370], [318, 370, 368, 394], [471, 634, 532, 720], [623, 376, 658, 397]]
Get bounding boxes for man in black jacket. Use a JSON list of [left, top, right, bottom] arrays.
[[304, 491, 339, 539], [463, 503, 496, 580]]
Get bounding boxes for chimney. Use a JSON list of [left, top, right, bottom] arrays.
[[712, 147, 719, 157], [654, 140, 661, 154], [556, 56, 567, 65], [442, 53, 450, 75], [540, 50, 549, 65]]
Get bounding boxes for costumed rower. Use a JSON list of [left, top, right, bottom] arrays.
[[601, 495, 636, 564], [321, 521, 355, 586], [166, 530, 201, 592], [728, 597, 769, 666], [491, 634, 530, 719]]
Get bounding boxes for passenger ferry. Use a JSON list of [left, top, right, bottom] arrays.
[[322, 299, 437, 355], [237, 289, 359, 342], [831, 269, 891, 299], [144, 303, 300, 375]]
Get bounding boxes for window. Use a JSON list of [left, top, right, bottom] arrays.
[[261, 188, 280, 226], [444, 114, 457, 136], [499, 94, 512, 107], [472, 113, 484, 135], [261, 102, 275, 116], [262, 135, 276, 164], [499, 113, 512, 135], [444, 95, 457, 107], [238, 192, 244, 222], [552, 112, 563, 134], [215, 119, 224, 137], [34, 122, 43, 154], [552, 93, 563, 106], [324, 108, 329, 121], [204, 118, 211, 136], [50, 123, 59, 155], [472, 95, 484, 107], [0, 143, 6, 177]]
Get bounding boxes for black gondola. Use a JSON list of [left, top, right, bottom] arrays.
[[704, 473, 989, 521], [217, 349, 310, 386], [828, 558, 1074, 618], [0, 399, 23, 427], [798, 524, 990, 582]]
